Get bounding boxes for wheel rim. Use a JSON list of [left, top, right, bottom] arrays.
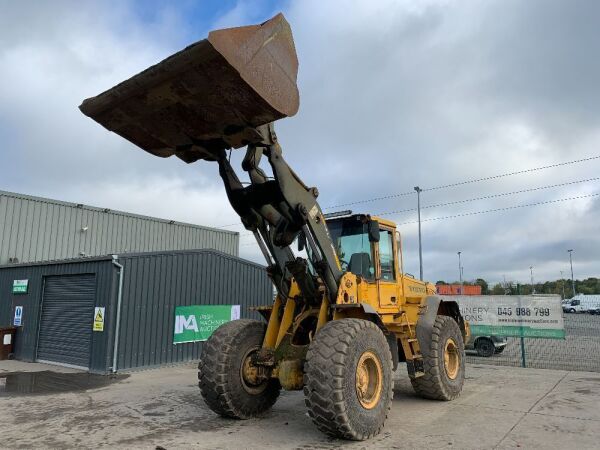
[[355, 351, 383, 409], [444, 338, 460, 380], [240, 347, 268, 395]]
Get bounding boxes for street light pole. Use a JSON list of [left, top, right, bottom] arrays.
[[457, 251, 462, 294], [568, 249, 575, 297], [560, 270, 566, 299], [414, 186, 423, 281], [530, 266, 535, 294]]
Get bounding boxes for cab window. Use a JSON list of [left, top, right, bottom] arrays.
[[379, 230, 396, 281], [327, 220, 374, 281]]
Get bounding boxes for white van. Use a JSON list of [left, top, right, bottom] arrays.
[[563, 294, 600, 313]]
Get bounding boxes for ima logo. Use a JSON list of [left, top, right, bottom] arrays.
[[174, 315, 198, 334]]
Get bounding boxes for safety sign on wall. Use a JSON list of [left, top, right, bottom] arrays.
[[93, 307, 105, 332], [13, 306, 23, 326], [12, 280, 28, 294], [173, 305, 240, 344]]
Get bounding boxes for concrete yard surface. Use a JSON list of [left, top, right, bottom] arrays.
[[1, 361, 599, 449]]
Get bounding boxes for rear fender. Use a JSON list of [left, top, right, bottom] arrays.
[[416, 296, 468, 345]]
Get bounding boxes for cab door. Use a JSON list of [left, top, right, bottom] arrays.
[[377, 228, 400, 309]]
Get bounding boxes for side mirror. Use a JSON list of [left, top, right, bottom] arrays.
[[368, 220, 380, 242]]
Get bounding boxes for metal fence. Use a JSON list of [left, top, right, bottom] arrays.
[[465, 313, 600, 372]]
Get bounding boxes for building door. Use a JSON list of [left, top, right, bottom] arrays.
[[37, 274, 96, 369]]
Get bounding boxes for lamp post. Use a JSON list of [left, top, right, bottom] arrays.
[[414, 186, 423, 281], [457, 251, 462, 294], [530, 266, 535, 294], [568, 249, 575, 297], [560, 270, 566, 299]]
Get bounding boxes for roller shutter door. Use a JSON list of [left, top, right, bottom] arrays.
[[37, 274, 96, 368]]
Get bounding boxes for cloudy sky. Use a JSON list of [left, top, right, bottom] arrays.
[[1, 0, 599, 285]]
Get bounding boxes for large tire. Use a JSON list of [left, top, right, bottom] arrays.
[[410, 315, 465, 401], [475, 337, 495, 357], [198, 319, 280, 419], [303, 319, 393, 441]]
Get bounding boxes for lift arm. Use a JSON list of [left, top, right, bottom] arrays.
[[217, 123, 342, 303]]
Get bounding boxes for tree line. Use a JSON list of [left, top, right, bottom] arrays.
[[435, 277, 600, 298]]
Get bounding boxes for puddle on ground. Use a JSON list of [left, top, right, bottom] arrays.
[[0, 371, 129, 396]]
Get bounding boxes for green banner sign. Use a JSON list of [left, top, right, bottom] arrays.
[[12, 279, 28, 294], [469, 324, 565, 339], [173, 305, 240, 344], [446, 294, 566, 340]]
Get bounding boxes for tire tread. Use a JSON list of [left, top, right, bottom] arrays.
[[304, 319, 393, 440], [410, 315, 465, 401], [198, 319, 280, 419]]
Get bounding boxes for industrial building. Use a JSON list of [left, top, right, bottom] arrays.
[[0, 190, 272, 373], [0, 250, 271, 373], [0, 189, 238, 265]]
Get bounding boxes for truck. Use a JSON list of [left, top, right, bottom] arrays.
[[79, 13, 469, 440]]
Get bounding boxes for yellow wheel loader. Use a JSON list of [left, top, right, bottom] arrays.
[[80, 13, 469, 441]]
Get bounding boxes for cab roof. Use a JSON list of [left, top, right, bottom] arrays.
[[325, 213, 397, 229]]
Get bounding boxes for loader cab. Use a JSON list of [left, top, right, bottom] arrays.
[[326, 216, 374, 280], [326, 214, 402, 308]]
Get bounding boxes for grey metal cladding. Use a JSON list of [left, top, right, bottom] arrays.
[[0, 249, 270, 373], [116, 250, 272, 371], [0, 258, 116, 373], [0, 190, 239, 265]]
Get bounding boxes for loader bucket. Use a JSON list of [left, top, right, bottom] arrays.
[[79, 13, 298, 163]]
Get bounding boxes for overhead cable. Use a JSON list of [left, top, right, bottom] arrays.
[[395, 192, 600, 226], [323, 155, 600, 210], [376, 176, 600, 216]]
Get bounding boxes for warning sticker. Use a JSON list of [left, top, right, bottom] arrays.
[[93, 307, 105, 332], [13, 306, 23, 326]]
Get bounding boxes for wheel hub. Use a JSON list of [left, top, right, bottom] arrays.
[[241, 348, 269, 394], [355, 351, 383, 409], [444, 338, 460, 380]]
